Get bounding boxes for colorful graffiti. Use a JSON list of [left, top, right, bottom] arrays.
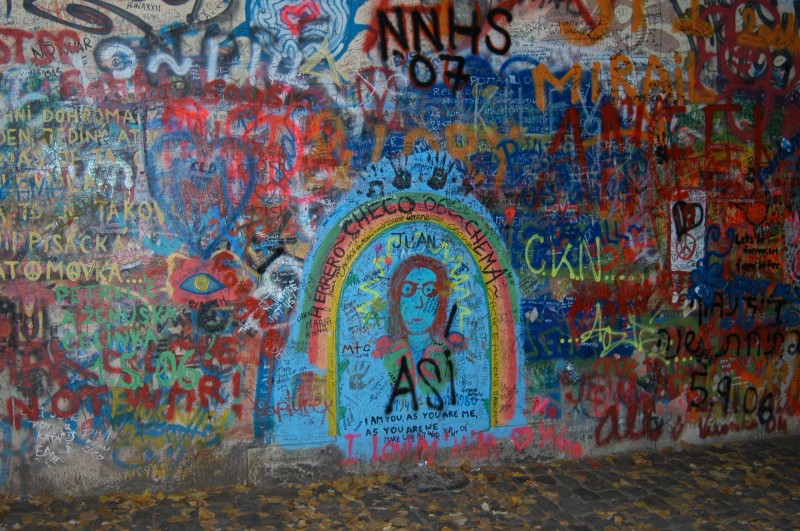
[[0, 0, 798, 495], [283, 153, 522, 456]]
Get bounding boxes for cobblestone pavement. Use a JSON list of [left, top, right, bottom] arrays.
[[2, 436, 800, 530]]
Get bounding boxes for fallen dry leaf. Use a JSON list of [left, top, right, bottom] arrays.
[[169, 511, 192, 524], [28, 493, 54, 508], [78, 510, 99, 525], [219, 505, 241, 518], [128, 490, 157, 508], [186, 490, 208, 501]]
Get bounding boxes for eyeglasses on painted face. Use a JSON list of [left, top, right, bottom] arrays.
[[400, 280, 438, 298]]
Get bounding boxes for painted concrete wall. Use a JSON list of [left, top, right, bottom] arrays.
[[0, 0, 798, 495]]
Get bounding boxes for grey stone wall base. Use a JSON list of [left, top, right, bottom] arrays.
[[3, 428, 796, 498]]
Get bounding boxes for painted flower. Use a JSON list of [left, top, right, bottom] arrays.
[[688, 259, 725, 306]]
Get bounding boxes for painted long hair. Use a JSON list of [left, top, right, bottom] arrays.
[[387, 255, 450, 341]]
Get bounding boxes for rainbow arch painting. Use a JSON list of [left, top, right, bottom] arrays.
[[293, 152, 522, 437]]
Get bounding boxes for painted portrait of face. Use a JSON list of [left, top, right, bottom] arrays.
[[399, 266, 439, 334], [388, 255, 450, 340]]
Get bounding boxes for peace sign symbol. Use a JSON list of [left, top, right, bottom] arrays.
[[675, 233, 697, 260]]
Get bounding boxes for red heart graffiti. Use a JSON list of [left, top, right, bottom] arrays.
[[510, 426, 533, 451], [280, 2, 321, 36]]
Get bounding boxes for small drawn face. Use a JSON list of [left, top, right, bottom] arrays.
[[399, 267, 439, 334]]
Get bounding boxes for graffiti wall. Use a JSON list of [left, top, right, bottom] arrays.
[[0, 0, 798, 494]]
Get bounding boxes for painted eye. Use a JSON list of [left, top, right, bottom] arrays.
[[401, 281, 415, 297], [422, 282, 437, 297], [179, 273, 225, 295]]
